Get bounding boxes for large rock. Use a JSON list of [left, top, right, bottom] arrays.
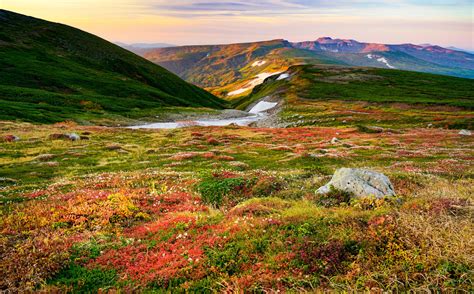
[[316, 168, 395, 198]]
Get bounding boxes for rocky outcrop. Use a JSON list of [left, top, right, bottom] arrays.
[[316, 168, 396, 198]]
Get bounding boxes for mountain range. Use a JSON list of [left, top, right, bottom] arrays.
[[0, 9, 472, 125], [136, 37, 473, 97]]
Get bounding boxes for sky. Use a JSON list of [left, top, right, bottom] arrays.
[[2, 0, 473, 49]]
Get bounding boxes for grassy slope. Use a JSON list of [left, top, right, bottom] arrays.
[[0, 10, 225, 124], [237, 64, 474, 110], [320, 51, 474, 79]]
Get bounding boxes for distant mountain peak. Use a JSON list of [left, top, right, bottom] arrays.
[[315, 37, 334, 43]]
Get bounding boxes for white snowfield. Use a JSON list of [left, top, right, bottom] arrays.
[[277, 73, 290, 80], [227, 71, 282, 96], [377, 57, 395, 69], [366, 54, 395, 69], [227, 87, 250, 96], [129, 101, 279, 129], [251, 60, 267, 67], [248, 101, 278, 114]]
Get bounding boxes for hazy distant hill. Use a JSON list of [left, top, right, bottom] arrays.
[[0, 10, 224, 123], [115, 42, 175, 55]]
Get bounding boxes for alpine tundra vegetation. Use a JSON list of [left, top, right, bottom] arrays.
[[1, 7, 473, 293]]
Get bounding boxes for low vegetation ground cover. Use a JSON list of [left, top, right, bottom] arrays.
[[1, 115, 473, 292]]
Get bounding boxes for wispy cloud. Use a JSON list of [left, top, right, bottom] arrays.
[[3, 0, 472, 49], [145, 0, 473, 17]]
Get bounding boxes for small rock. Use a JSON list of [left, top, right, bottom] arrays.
[[459, 129, 472, 136], [41, 161, 59, 167], [2, 135, 20, 142], [68, 133, 81, 141], [105, 144, 122, 151], [316, 168, 396, 198], [330, 137, 340, 144], [0, 177, 17, 184], [36, 154, 56, 161], [367, 126, 384, 133], [228, 161, 249, 170], [427, 123, 433, 128]]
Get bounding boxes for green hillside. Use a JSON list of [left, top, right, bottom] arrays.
[[236, 64, 474, 110], [0, 10, 225, 124]]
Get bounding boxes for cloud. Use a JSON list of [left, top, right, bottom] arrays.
[[144, 0, 472, 17]]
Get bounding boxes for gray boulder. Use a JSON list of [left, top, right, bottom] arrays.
[[316, 168, 395, 198]]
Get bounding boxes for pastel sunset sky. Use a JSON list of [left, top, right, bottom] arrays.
[[3, 0, 473, 49]]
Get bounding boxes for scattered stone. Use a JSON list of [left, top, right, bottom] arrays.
[[316, 168, 396, 198], [35, 154, 56, 161], [358, 125, 384, 133], [0, 177, 17, 184], [2, 135, 20, 142], [427, 123, 433, 128], [459, 129, 472, 136], [228, 161, 249, 170], [41, 161, 59, 167], [330, 137, 340, 144], [105, 144, 122, 151], [68, 133, 81, 141], [367, 126, 384, 133]]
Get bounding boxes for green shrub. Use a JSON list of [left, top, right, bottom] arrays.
[[196, 172, 255, 207], [48, 264, 117, 292]]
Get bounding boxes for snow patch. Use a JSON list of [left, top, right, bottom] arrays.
[[129, 100, 278, 129], [227, 87, 250, 96], [249, 101, 278, 114], [251, 60, 267, 67], [367, 54, 395, 69], [227, 72, 282, 96], [376, 57, 395, 69], [276, 73, 290, 80]]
